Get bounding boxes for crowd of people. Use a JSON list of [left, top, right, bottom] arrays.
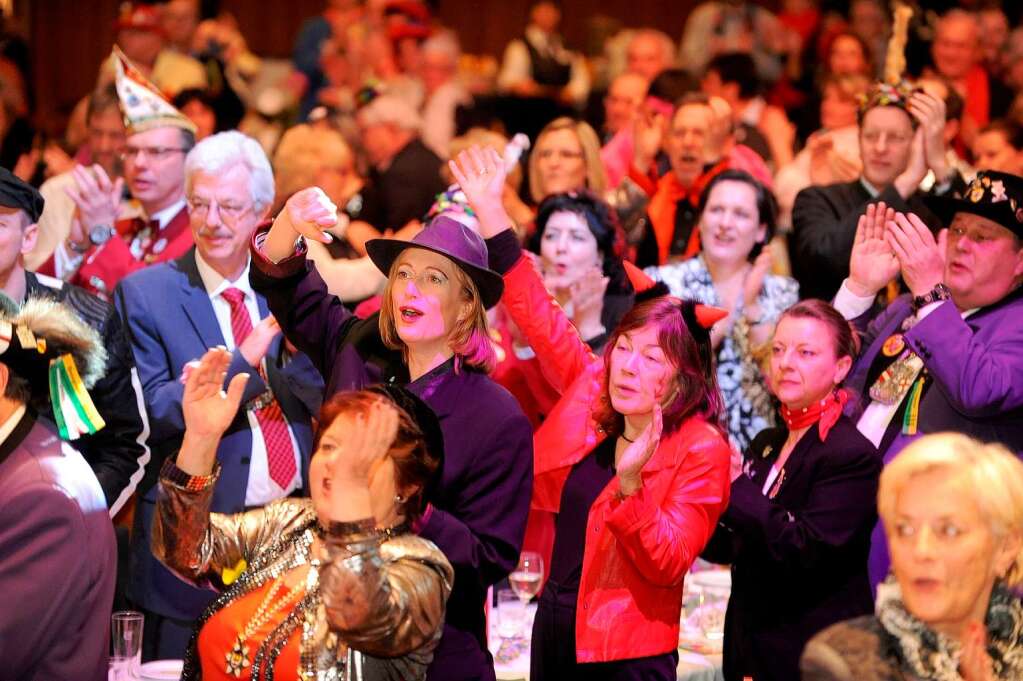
[[2, 0, 1023, 680]]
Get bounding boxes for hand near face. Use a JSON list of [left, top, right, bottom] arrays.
[[848, 202, 900, 297], [328, 399, 400, 490], [632, 106, 666, 170], [182, 347, 249, 447], [238, 315, 282, 367], [884, 212, 947, 297], [743, 244, 773, 309], [894, 127, 929, 200], [66, 164, 124, 233], [448, 146, 509, 238], [569, 266, 609, 340], [907, 92, 949, 180], [617, 403, 662, 495], [960, 621, 995, 681], [280, 187, 338, 244]]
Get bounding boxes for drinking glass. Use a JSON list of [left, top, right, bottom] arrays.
[[509, 551, 543, 605], [111, 611, 144, 680], [496, 588, 526, 638]]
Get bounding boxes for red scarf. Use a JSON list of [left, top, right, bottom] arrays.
[[780, 390, 848, 442]]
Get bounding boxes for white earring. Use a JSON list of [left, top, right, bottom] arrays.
[[394, 494, 405, 504]]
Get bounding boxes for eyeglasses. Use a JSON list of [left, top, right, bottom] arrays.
[[536, 148, 585, 161], [187, 197, 251, 221], [120, 145, 189, 161]]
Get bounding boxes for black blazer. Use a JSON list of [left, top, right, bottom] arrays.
[[703, 416, 881, 681], [790, 179, 938, 302]]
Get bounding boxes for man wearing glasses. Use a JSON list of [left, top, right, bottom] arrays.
[[39, 49, 197, 300]]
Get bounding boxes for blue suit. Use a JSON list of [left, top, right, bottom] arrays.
[[114, 248, 323, 657]]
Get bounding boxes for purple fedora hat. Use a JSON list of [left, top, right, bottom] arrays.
[[365, 215, 505, 308]]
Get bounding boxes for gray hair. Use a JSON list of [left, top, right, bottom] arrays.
[[357, 95, 423, 133], [184, 130, 275, 212], [421, 31, 461, 66]]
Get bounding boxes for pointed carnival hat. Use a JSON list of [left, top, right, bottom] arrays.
[[858, 3, 920, 120], [111, 45, 196, 135]]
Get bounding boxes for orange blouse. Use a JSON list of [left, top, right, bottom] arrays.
[[198, 574, 303, 681]]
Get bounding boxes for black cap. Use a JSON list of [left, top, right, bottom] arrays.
[[0, 167, 43, 223], [926, 170, 1023, 239]]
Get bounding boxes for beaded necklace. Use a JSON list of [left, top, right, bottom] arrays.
[[225, 570, 307, 677]]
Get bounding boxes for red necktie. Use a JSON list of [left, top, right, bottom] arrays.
[[221, 287, 297, 490]]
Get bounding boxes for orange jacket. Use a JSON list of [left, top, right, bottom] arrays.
[[502, 255, 731, 663]]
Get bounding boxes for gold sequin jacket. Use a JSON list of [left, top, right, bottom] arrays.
[[152, 465, 454, 681]]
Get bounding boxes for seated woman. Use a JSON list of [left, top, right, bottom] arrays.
[[153, 347, 453, 680], [451, 146, 732, 680], [802, 432, 1023, 681], [703, 300, 881, 681], [646, 170, 799, 451]]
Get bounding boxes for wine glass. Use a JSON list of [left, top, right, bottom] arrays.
[[509, 551, 544, 606]]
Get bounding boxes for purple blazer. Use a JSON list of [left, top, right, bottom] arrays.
[[845, 288, 1023, 587], [0, 414, 116, 681], [249, 239, 534, 681]]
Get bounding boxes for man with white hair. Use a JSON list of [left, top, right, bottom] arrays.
[[356, 93, 447, 235], [625, 29, 675, 81], [114, 130, 323, 660]]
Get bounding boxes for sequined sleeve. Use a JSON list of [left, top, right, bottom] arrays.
[[151, 459, 314, 589], [319, 519, 454, 658]]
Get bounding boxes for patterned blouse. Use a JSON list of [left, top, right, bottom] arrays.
[[645, 256, 799, 451]]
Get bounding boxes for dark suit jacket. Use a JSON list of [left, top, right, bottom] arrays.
[[250, 246, 533, 681], [26, 271, 150, 516], [357, 138, 447, 232], [0, 413, 116, 681], [703, 418, 881, 681], [114, 248, 322, 621], [790, 179, 938, 302]]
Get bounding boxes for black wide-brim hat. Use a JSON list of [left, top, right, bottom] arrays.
[[925, 170, 1023, 239], [366, 215, 505, 309]]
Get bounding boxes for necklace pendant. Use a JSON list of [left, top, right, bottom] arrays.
[[225, 636, 251, 677]]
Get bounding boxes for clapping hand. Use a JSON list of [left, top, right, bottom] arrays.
[[632, 104, 666, 171], [65, 164, 124, 248], [449, 146, 510, 239], [177, 347, 249, 476], [848, 202, 900, 298], [742, 244, 773, 311], [569, 266, 609, 341], [884, 212, 946, 297], [617, 403, 663, 496], [238, 315, 282, 367], [960, 621, 995, 681], [907, 91, 949, 181], [325, 398, 401, 523]]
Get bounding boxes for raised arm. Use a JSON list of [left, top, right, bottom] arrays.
[[450, 146, 597, 392]]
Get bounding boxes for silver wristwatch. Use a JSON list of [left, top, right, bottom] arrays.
[[89, 224, 115, 246]]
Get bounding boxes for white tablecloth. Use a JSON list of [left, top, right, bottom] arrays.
[[487, 603, 723, 681]]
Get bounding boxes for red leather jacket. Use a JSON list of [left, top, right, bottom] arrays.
[[502, 255, 731, 663]]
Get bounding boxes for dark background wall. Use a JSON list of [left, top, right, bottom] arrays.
[[26, 0, 701, 136]]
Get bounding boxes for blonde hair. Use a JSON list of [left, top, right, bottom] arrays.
[[378, 255, 496, 373], [879, 433, 1023, 587], [528, 117, 607, 203], [272, 124, 354, 200]]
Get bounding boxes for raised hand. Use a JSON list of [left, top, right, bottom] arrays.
[[281, 187, 338, 243], [907, 91, 949, 180], [848, 202, 900, 297], [894, 127, 929, 200], [632, 105, 665, 171], [177, 347, 249, 476], [329, 394, 401, 501], [743, 244, 773, 310], [569, 266, 609, 340], [65, 164, 124, 244], [617, 403, 663, 495], [448, 146, 510, 238], [885, 211, 946, 297]]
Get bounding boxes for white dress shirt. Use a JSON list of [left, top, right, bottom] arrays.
[[194, 251, 302, 506]]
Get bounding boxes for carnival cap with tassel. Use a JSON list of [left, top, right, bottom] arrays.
[[111, 45, 197, 136], [859, 2, 920, 120], [0, 297, 108, 440]]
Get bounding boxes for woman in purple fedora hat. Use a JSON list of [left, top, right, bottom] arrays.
[[249, 190, 533, 681]]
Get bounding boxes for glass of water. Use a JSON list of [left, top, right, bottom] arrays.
[[111, 611, 144, 680]]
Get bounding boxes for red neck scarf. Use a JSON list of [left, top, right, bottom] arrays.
[[781, 390, 848, 442]]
